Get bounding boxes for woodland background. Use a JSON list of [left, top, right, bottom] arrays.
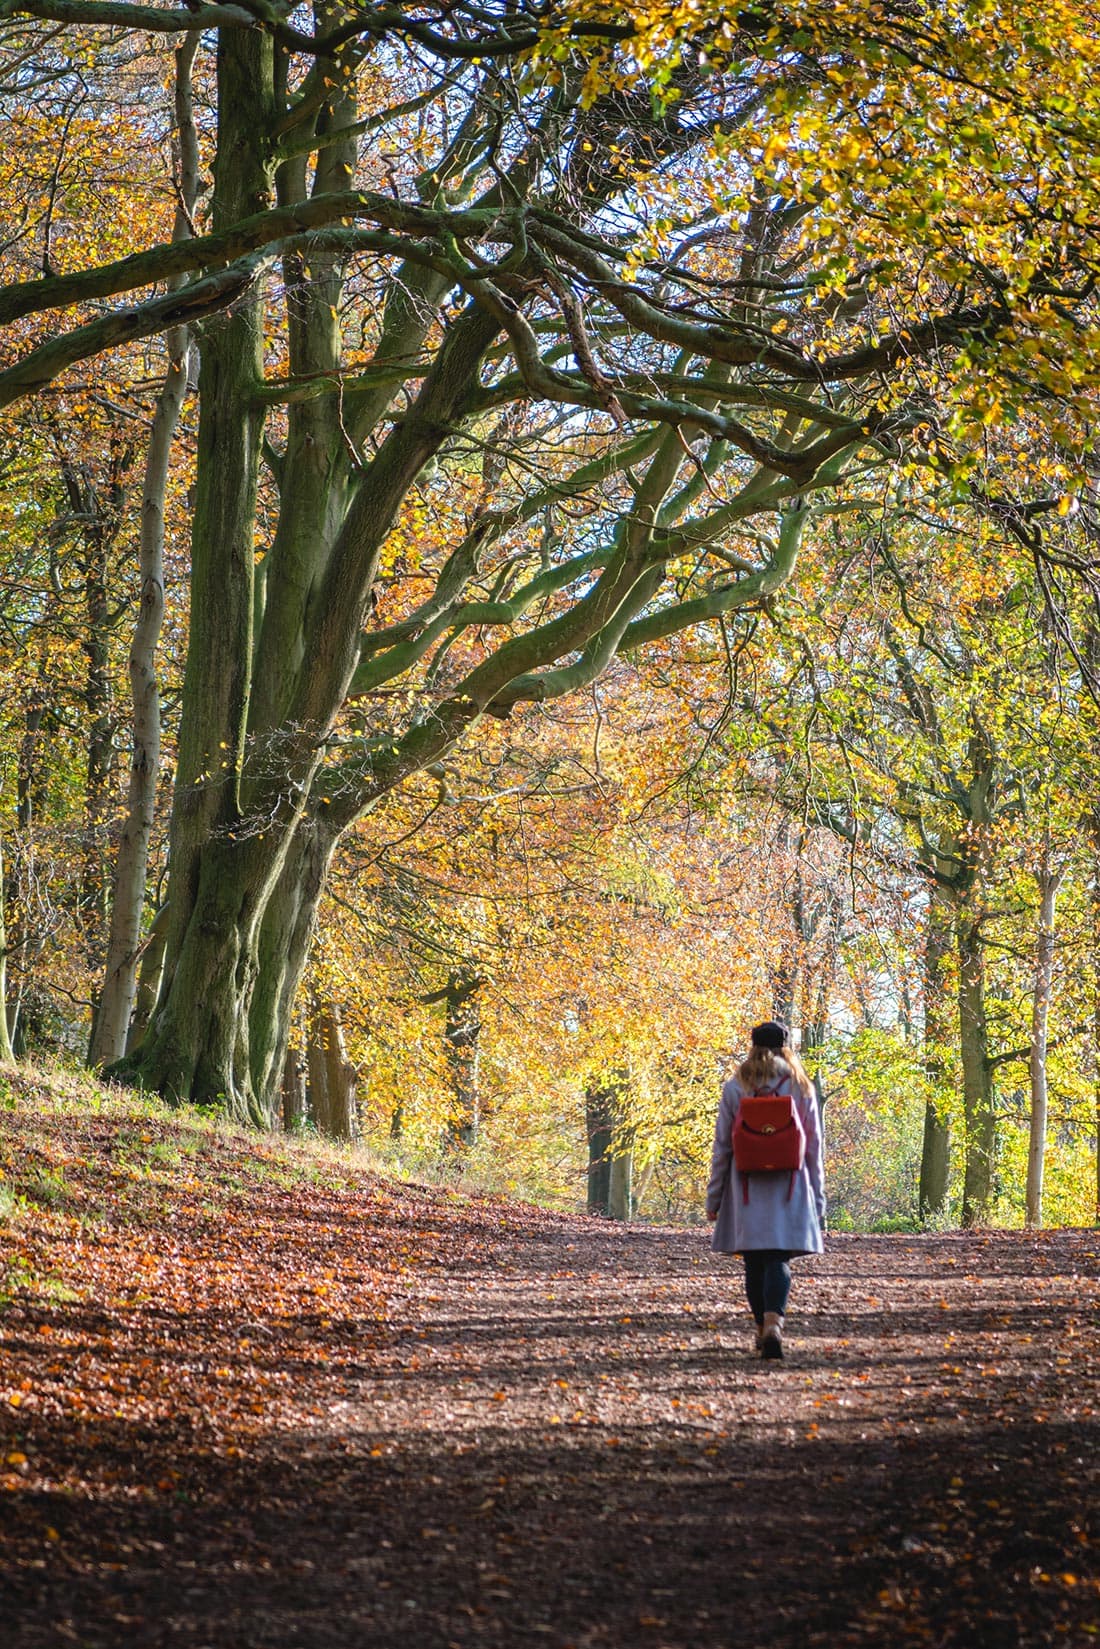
[[1, 0, 1099, 1234]]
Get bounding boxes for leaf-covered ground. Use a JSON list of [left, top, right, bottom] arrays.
[[2, 1073, 1098, 1648]]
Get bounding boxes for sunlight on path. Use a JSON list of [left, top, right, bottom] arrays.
[[332, 1223, 1099, 1649]]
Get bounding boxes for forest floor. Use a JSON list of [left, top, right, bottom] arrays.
[[1, 1072, 1098, 1648]]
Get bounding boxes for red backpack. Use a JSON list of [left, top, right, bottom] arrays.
[[732, 1093, 806, 1203]]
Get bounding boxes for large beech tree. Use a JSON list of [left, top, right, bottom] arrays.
[[3, 1, 1100, 1118]]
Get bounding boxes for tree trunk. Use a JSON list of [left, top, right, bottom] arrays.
[[586, 1072, 632, 1218], [55, 435, 129, 968], [8, 703, 50, 1046], [113, 37, 500, 1118], [1026, 850, 1063, 1228], [90, 38, 199, 1068], [122, 238, 498, 1119], [443, 972, 482, 1151], [247, 814, 338, 1116], [586, 1079, 616, 1214], [117, 29, 278, 1120], [608, 1136, 634, 1222], [0, 834, 16, 1064], [80, 518, 117, 963], [306, 998, 359, 1142], [88, 336, 191, 1063], [958, 906, 994, 1226], [125, 905, 168, 1054], [919, 885, 953, 1220], [281, 1033, 307, 1133], [125, 299, 497, 1120], [632, 1154, 656, 1215]]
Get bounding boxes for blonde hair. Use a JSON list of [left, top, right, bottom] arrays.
[[738, 1043, 813, 1098]]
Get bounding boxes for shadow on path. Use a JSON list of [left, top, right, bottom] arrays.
[[3, 1214, 1098, 1649]]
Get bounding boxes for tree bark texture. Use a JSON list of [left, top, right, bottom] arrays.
[[121, 31, 286, 1118], [53, 442, 130, 968], [125, 906, 168, 1055], [80, 509, 119, 965]]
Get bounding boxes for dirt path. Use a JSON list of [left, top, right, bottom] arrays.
[[3, 1117, 1099, 1648]]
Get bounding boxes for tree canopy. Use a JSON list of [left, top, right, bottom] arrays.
[[1, 1, 1099, 1226]]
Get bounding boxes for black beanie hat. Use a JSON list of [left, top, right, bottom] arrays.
[[750, 1020, 788, 1051]]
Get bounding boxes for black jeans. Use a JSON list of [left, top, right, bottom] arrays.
[[742, 1249, 792, 1321]]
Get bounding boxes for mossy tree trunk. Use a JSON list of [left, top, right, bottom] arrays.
[[118, 33, 483, 1121]]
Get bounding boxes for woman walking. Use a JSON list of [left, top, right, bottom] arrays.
[[706, 1020, 825, 1359]]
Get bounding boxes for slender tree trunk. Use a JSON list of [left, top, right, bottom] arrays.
[[125, 905, 168, 1054], [89, 39, 199, 1068], [608, 1133, 634, 1221], [632, 1154, 656, 1215], [1026, 849, 1063, 1228], [801, 883, 842, 1127], [305, 1008, 328, 1132], [0, 834, 15, 1064], [768, 817, 800, 1028], [443, 972, 482, 1151], [81, 518, 117, 963], [919, 885, 953, 1220], [17, 703, 45, 833], [9, 699, 49, 1044], [85, 335, 185, 1063], [958, 906, 994, 1226]]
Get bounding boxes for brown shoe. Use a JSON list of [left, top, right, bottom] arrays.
[[761, 1311, 784, 1360]]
